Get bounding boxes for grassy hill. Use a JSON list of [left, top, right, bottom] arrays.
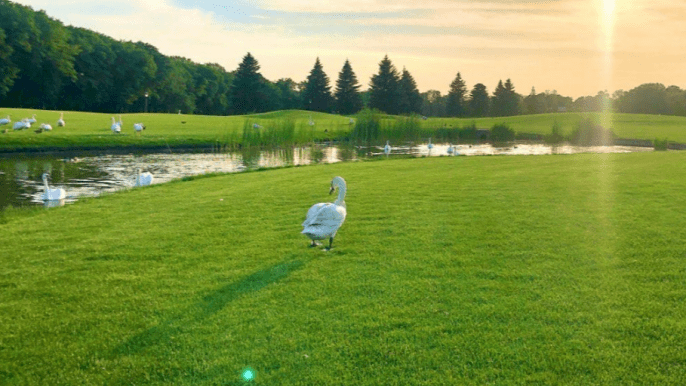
[[1, 152, 685, 384], [1, 108, 686, 151]]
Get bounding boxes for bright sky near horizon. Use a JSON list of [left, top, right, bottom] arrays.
[[15, 0, 686, 99]]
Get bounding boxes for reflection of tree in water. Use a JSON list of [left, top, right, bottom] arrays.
[[337, 144, 356, 162], [240, 148, 262, 169], [310, 148, 325, 164]]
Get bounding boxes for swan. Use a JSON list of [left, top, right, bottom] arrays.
[[252, 123, 262, 129], [40, 123, 52, 131], [427, 137, 433, 150], [302, 176, 347, 250], [134, 169, 153, 186], [0, 115, 10, 126], [41, 173, 65, 201], [27, 114, 36, 124], [111, 117, 121, 133], [447, 143, 454, 155], [118, 114, 123, 127], [384, 140, 391, 156], [134, 123, 145, 133], [13, 119, 29, 130], [57, 112, 65, 127]]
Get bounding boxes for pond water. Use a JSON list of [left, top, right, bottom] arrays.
[[0, 142, 654, 209]]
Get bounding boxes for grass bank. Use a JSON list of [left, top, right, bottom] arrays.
[[1, 152, 685, 384], [1, 108, 686, 152]]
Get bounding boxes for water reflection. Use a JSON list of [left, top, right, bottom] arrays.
[[0, 142, 654, 209]]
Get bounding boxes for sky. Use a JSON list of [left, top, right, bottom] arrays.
[[15, 0, 686, 99]]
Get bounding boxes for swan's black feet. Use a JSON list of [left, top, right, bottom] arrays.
[[325, 237, 334, 251]]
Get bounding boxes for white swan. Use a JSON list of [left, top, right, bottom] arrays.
[[384, 140, 391, 156], [0, 115, 10, 126], [118, 114, 123, 128], [252, 123, 262, 129], [134, 169, 153, 186], [111, 117, 121, 133], [427, 137, 433, 150], [57, 112, 65, 127], [134, 123, 145, 133], [13, 119, 29, 130], [40, 123, 52, 131], [447, 143, 454, 155], [302, 176, 347, 250], [308, 116, 315, 126], [27, 114, 36, 124], [41, 173, 65, 201]]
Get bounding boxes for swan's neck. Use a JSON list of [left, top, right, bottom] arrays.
[[43, 176, 49, 191], [334, 184, 346, 206]]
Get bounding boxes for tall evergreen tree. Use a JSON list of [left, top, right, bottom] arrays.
[[492, 79, 520, 117], [229, 52, 267, 114], [503, 78, 520, 116], [369, 55, 400, 114], [469, 83, 489, 117], [334, 59, 363, 114], [398, 67, 422, 114], [446, 72, 467, 117], [301, 57, 332, 112]]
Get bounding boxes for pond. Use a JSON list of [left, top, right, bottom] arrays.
[[0, 142, 654, 209]]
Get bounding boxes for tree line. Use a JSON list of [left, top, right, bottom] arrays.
[[1, 0, 684, 118]]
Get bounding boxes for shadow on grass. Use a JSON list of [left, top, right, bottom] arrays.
[[111, 259, 306, 358]]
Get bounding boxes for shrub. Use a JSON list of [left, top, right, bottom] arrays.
[[568, 118, 615, 146], [653, 138, 670, 151], [545, 120, 565, 144], [490, 123, 516, 142]]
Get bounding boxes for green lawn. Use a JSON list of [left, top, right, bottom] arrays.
[[424, 112, 686, 142], [1, 152, 685, 384], [1, 108, 686, 151]]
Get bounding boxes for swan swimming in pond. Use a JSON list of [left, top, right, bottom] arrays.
[[111, 117, 121, 133], [57, 112, 65, 127], [302, 176, 347, 250], [134, 169, 153, 186], [41, 173, 65, 201], [0, 115, 10, 126], [384, 140, 391, 157], [447, 143, 454, 155]]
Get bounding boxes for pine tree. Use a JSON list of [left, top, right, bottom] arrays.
[[301, 57, 332, 112], [469, 83, 489, 117], [446, 72, 467, 117], [503, 78, 520, 116], [398, 67, 422, 114], [369, 55, 400, 115], [334, 59, 363, 115], [491, 80, 507, 117], [229, 52, 267, 114]]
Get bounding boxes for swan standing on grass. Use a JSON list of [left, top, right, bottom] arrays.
[[13, 119, 29, 130], [41, 173, 65, 201], [134, 169, 153, 186], [0, 115, 10, 126], [111, 117, 121, 133], [27, 114, 37, 124], [302, 176, 347, 250], [134, 123, 145, 134], [40, 123, 52, 131], [57, 112, 65, 127], [384, 140, 391, 157]]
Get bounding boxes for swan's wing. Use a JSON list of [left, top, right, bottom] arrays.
[[303, 203, 327, 226], [302, 203, 346, 229]]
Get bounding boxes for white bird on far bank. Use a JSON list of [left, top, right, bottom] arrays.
[[302, 176, 347, 250], [134, 123, 145, 134], [57, 112, 65, 127], [27, 114, 37, 124], [13, 119, 30, 130], [40, 123, 52, 131], [111, 117, 121, 133], [447, 143, 454, 155], [0, 115, 10, 126], [41, 173, 65, 201], [384, 140, 391, 157]]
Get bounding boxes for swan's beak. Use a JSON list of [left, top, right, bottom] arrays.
[[329, 186, 335, 195]]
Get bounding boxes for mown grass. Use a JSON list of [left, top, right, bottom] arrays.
[[2, 108, 686, 151], [1, 152, 685, 385]]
